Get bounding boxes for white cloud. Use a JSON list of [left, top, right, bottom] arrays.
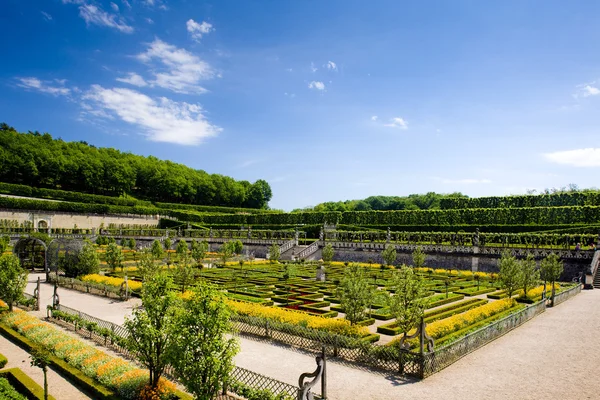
[[146, 18, 154, 24], [544, 148, 600, 167], [41, 11, 53, 21], [384, 117, 408, 129], [325, 61, 337, 71], [441, 178, 492, 184], [110, 2, 119, 12], [308, 81, 325, 91], [371, 115, 378, 121], [16, 77, 70, 96], [121, 0, 131, 9], [116, 72, 147, 87], [310, 62, 318, 73], [186, 19, 213, 42], [77, 4, 133, 33], [136, 38, 215, 94], [83, 85, 221, 145], [574, 82, 600, 98]]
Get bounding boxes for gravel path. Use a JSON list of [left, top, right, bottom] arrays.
[[0, 335, 91, 400], [26, 274, 600, 399]]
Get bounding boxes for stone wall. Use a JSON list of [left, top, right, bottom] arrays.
[[0, 210, 159, 230]]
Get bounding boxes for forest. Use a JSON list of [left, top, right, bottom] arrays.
[[0, 124, 272, 209]]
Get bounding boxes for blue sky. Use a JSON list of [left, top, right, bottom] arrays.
[[2, 0, 600, 210]]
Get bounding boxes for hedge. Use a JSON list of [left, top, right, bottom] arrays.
[[440, 192, 600, 210], [0, 368, 57, 400], [0, 353, 7, 369], [0, 323, 118, 400]]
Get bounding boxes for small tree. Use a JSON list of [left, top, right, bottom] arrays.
[[77, 240, 100, 276], [321, 243, 334, 264], [540, 253, 564, 304], [232, 240, 243, 255], [499, 251, 523, 298], [412, 247, 426, 269], [175, 256, 196, 294], [30, 346, 51, 400], [336, 264, 373, 325], [0, 235, 9, 254], [151, 239, 164, 261], [520, 253, 539, 298], [0, 254, 28, 311], [220, 242, 234, 265], [382, 244, 397, 267], [137, 249, 161, 279], [268, 243, 280, 264], [176, 239, 188, 260], [164, 238, 172, 264], [105, 242, 124, 272], [124, 272, 179, 389], [387, 267, 427, 340], [169, 283, 239, 400], [128, 238, 136, 251], [191, 240, 208, 267]]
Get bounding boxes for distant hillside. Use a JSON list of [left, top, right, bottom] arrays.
[[0, 123, 272, 209]]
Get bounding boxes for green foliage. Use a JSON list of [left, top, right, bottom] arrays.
[[0, 254, 27, 311], [163, 238, 172, 252], [136, 249, 161, 279], [0, 353, 7, 369], [387, 267, 427, 338], [520, 253, 539, 298], [381, 244, 397, 266], [321, 243, 334, 263], [499, 251, 523, 298], [105, 243, 124, 272], [30, 347, 51, 400], [0, 126, 272, 208], [439, 190, 600, 209], [304, 192, 468, 212], [127, 238, 136, 250], [267, 243, 280, 264], [191, 240, 208, 265], [336, 264, 374, 325], [151, 240, 164, 260], [124, 272, 180, 388], [540, 253, 564, 284], [0, 376, 26, 400], [169, 282, 239, 400], [231, 240, 243, 255], [0, 236, 9, 253], [76, 240, 100, 277], [175, 257, 196, 293], [176, 239, 188, 259], [412, 247, 426, 269]]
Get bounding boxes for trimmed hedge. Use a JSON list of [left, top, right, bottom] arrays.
[[0, 368, 57, 400], [0, 353, 7, 369], [0, 323, 118, 400], [426, 294, 465, 308], [440, 192, 600, 210]]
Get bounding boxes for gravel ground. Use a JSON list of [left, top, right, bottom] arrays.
[[26, 274, 600, 400]]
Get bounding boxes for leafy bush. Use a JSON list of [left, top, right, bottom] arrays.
[[0, 376, 27, 400], [0, 353, 7, 369]]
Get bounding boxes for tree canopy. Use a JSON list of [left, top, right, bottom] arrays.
[[0, 124, 272, 208]]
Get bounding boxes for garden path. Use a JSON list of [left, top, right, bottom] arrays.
[[0, 334, 92, 400], [25, 274, 600, 400]]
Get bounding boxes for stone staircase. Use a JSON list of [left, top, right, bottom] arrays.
[[280, 245, 308, 261], [592, 251, 600, 289]]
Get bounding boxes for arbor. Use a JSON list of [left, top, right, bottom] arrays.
[[0, 254, 28, 311], [268, 243, 280, 263], [151, 239, 164, 260], [336, 264, 373, 325], [540, 253, 564, 304], [30, 346, 51, 400], [520, 253, 539, 298], [321, 243, 334, 264], [105, 242, 124, 272], [499, 251, 523, 298], [412, 247, 426, 269], [124, 272, 179, 389], [191, 240, 208, 267], [170, 283, 239, 400], [382, 244, 397, 267], [387, 267, 427, 340]]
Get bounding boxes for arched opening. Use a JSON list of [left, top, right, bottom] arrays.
[[37, 220, 48, 232], [13, 237, 48, 272]]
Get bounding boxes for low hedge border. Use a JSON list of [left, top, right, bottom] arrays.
[[0, 353, 7, 369], [0, 323, 118, 400], [454, 287, 496, 296], [427, 294, 465, 308], [0, 368, 57, 400]]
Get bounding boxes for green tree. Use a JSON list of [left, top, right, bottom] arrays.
[[191, 240, 208, 267], [520, 253, 539, 298], [137, 249, 161, 279], [163, 238, 172, 264], [382, 244, 397, 267], [128, 238, 136, 251], [77, 240, 100, 276], [499, 251, 523, 298], [387, 267, 427, 340], [540, 253, 564, 304], [220, 242, 234, 265], [124, 272, 179, 388], [336, 264, 374, 325], [169, 282, 239, 400], [321, 243, 334, 263], [176, 239, 188, 260], [267, 243, 280, 264], [30, 346, 51, 400], [105, 242, 124, 272], [175, 256, 196, 293], [412, 247, 426, 269], [151, 239, 164, 260], [0, 254, 28, 311], [232, 240, 243, 255], [0, 235, 9, 254]]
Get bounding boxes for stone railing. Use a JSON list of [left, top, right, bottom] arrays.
[[297, 241, 320, 259], [279, 240, 297, 254]]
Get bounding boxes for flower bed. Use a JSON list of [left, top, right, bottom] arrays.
[[80, 274, 143, 293]]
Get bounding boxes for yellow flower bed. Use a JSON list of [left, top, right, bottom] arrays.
[[80, 274, 143, 292], [224, 260, 272, 266], [524, 283, 559, 299], [225, 299, 369, 337], [1, 310, 174, 399]]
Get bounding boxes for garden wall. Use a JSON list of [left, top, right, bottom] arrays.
[[0, 210, 160, 230]]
